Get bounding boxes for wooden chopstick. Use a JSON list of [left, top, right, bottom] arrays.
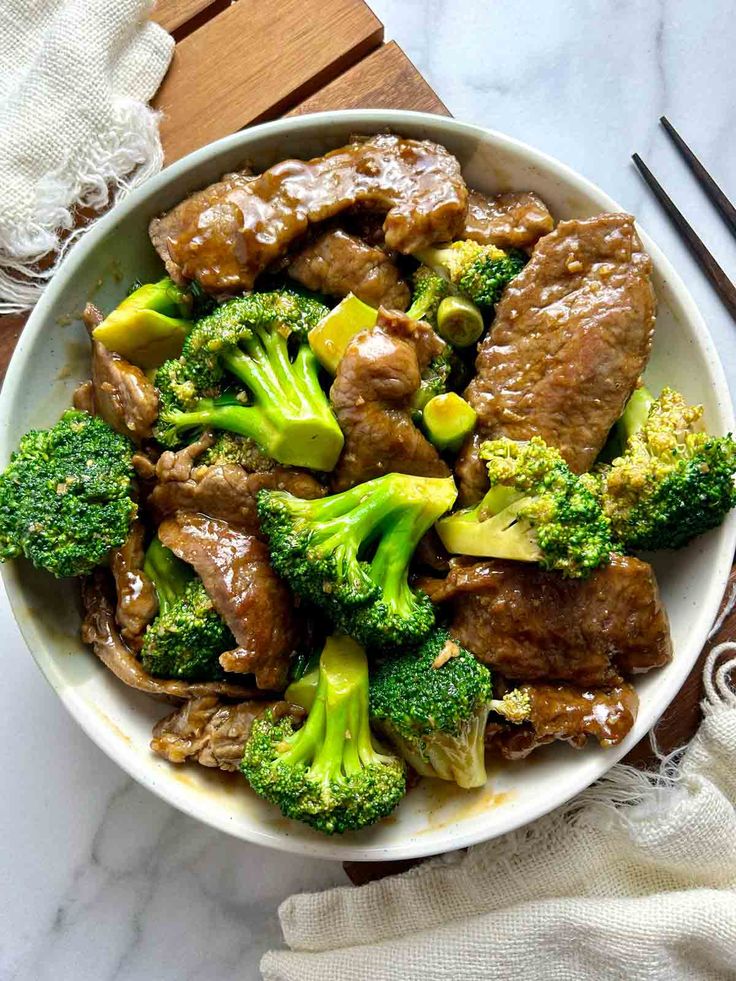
[[660, 117, 736, 239], [631, 153, 736, 321]]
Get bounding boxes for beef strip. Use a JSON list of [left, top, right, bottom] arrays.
[[486, 682, 638, 759], [421, 555, 672, 686], [288, 228, 410, 310], [330, 308, 450, 491], [109, 520, 158, 651], [72, 379, 96, 414], [81, 571, 260, 701], [148, 432, 324, 533], [150, 697, 302, 770], [158, 512, 299, 689], [463, 189, 554, 251], [149, 134, 468, 294], [81, 303, 159, 443], [457, 213, 656, 502]]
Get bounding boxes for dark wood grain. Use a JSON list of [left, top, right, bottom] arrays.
[[288, 42, 450, 117], [152, 0, 384, 162]]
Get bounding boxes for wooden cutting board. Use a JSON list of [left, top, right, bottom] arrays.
[[0, 0, 733, 879]]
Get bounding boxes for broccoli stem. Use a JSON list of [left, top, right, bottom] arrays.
[[281, 636, 375, 780], [436, 296, 484, 347], [368, 507, 433, 618], [143, 537, 193, 614], [619, 386, 654, 443]]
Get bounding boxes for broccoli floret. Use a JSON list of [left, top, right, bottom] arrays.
[[490, 687, 533, 724], [412, 348, 453, 417], [257, 472, 458, 649], [407, 265, 453, 324], [407, 267, 485, 348], [595, 386, 736, 551], [241, 635, 406, 835], [154, 291, 344, 471], [437, 436, 612, 577], [369, 631, 493, 789], [199, 431, 275, 472], [0, 410, 136, 578], [415, 240, 526, 308], [140, 537, 234, 680]]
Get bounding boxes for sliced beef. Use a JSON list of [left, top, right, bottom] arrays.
[[80, 571, 260, 701], [109, 521, 158, 651], [149, 134, 467, 294], [148, 433, 324, 533], [486, 682, 638, 759], [421, 555, 672, 686], [463, 189, 554, 251], [82, 304, 159, 443], [330, 308, 450, 491], [158, 512, 299, 689], [150, 697, 302, 770], [72, 379, 96, 415], [288, 229, 410, 310], [458, 213, 656, 501]]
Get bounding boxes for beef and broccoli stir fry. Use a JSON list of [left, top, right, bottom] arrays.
[[2, 133, 736, 836]]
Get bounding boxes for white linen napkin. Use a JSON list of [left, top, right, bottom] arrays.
[[262, 642, 736, 981], [0, 0, 173, 313]]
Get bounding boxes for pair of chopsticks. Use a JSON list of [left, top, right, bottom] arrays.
[[632, 118, 736, 319]]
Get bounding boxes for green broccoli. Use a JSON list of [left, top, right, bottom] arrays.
[[414, 240, 526, 308], [422, 392, 477, 453], [490, 687, 533, 723], [257, 472, 458, 650], [199, 431, 275, 472], [407, 266, 484, 347], [154, 291, 344, 471], [0, 410, 136, 578], [140, 537, 235, 680], [369, 630, 493, 789], [595, 386, 736, 551], [411, 347, 454, 417], [93, 277, 193, 369], [437, 436, 612, 577], [241, 635, 406, 835], [406, 265, 453, 323]]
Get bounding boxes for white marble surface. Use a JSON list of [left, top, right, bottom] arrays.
[[2, 2, 736, 978]]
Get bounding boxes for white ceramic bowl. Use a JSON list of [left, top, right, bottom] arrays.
[[2, 110, 734, 861]]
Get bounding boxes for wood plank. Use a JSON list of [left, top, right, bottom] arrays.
[[0, 314, 26, 386], [288, 41, 450, 117], [152, 0, 218, 34], [153, 0, 384, 162]]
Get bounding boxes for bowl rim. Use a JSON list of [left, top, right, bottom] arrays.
[[2, 108, 734, 861]]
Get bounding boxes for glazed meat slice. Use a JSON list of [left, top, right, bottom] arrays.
[[148, 432, 324, 533], [330, 308, 450, 491], [109, 520, 158, 651], [288, 229, 410, 310], [81, 572, 260, 701], [421, 555, 672, 686], [158, 512, 299, 689], [80, 303, 159, 443], [149, 134, 467, 294], [458, 213, 656, 501], [149, 170, 256, 283], [463, 189, 554, 251], [486, 682, 638, 759], [150, 697, 301, 770]]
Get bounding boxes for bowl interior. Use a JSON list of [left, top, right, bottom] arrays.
[[2, 111, 734, 861]]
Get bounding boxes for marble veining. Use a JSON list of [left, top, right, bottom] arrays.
[[2, 3, 735, 978]]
